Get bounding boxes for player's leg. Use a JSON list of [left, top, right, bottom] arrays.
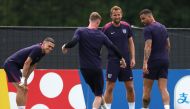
[[92, 69, 104, 109], [104, 81, 115, 108], [158, 78, 170, 109], [142, 61, 159, 108], [120, 68, 135, 109], [3, 62, 27, 109], [142, 78, 154, 108], [92, 96, 102, 109], [81, 68, 104, 109], [104, 61, 119, 109], [158, 60, 170, 109], [124, 81, 135, 109], [13, 83, 28, 109]]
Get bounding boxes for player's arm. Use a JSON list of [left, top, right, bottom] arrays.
[[111, 44, 126, 68], [62, 30, 80, 54], [62, 37, 78, 54], [64, 36, 78, 48], [128, 37, 135, 68], [166, 37, 170, 53], [103, 35, 126, 68], [143, 39, 152, 73], [20, 57, 33, 86], [25, 63, 36, 81]]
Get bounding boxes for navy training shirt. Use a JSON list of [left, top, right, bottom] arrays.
[[65, 27, 122, 69], [4, 43, 45, 69], [102, 21, 133, 62], [143, 22, 169, 62]]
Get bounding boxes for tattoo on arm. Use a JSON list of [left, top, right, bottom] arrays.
[[144, 39, 152, 63]]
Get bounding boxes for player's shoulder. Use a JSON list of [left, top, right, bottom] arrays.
[[74, 27, 87, 35], [120, 21, 130, 27], [103, 22, 112, 30], [148, 22, 166, 30], [76, 27, 86, 32], [98, 30, 107, 38], [98, 29, 106, 36], [32, 43, 41, 48], [157, 22, 167, 29], [143, 25, 151, 33], [29, 43, 42, 51]]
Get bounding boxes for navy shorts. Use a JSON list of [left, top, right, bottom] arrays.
[[144, 60, 169, 80], [106, 60, 133, 82], [80, 68, 104, 96], [3, 61, 22, 82]]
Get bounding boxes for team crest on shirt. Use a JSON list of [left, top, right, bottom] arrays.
[[122, 29, 127, 34]]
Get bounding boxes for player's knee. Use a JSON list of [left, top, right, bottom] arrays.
[[106, 86, 114, 94], [143, 86, 152, 94], [143, 92, 150, 99], [159, 88, 169, 95], [107, 88, 113, 94], [24, 88, 28, 93], [18, 87, 28, 93], [126, 85, 134, 93], [159, 84, 166, 90]]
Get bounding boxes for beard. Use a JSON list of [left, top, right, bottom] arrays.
[[113, 19, 121, 24]]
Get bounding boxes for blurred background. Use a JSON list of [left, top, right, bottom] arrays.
[[0, 0, 189, 27], [0, 0, 190, 69]]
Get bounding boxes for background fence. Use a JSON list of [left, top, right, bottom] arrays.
[[0, 26, 190, 69]]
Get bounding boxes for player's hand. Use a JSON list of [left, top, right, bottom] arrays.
[[62, 44, 68, 54], [143, 63, 149, 74], [19, 77, 28, 90], [130, 58, 135, 68], [120, 58, 127, 68]]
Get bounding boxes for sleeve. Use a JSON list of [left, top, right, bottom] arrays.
[[64, 28, 80, 48], [103, 33, 113, 48], [102, 26, 106, 33], [103, 34, 122, 59], [128, 26, 134, 38], [102, 26, 108, 36], [28, 47, 42, 61], [143, 27, 152, 41]]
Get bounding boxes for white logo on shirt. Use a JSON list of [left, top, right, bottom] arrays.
[[110, 32, 115, 35]]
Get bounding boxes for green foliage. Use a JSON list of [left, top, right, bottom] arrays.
[[0, 0, 189, 27]]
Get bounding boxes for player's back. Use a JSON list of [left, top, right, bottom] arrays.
[[4, 44, 43, 68], [77, 28, 108, 69], [145, 22, 169, 61]]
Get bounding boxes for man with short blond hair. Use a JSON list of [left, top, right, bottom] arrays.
[[62, 12, 126, 109]]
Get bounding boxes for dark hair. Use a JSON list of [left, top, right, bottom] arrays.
[[89, 12, 102, 21], [139, 9, 152, 16], [43, 37, 55, 44]]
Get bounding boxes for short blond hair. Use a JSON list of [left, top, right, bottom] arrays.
[[110, 6, 123, 15], [89, 12, 102, 21]]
